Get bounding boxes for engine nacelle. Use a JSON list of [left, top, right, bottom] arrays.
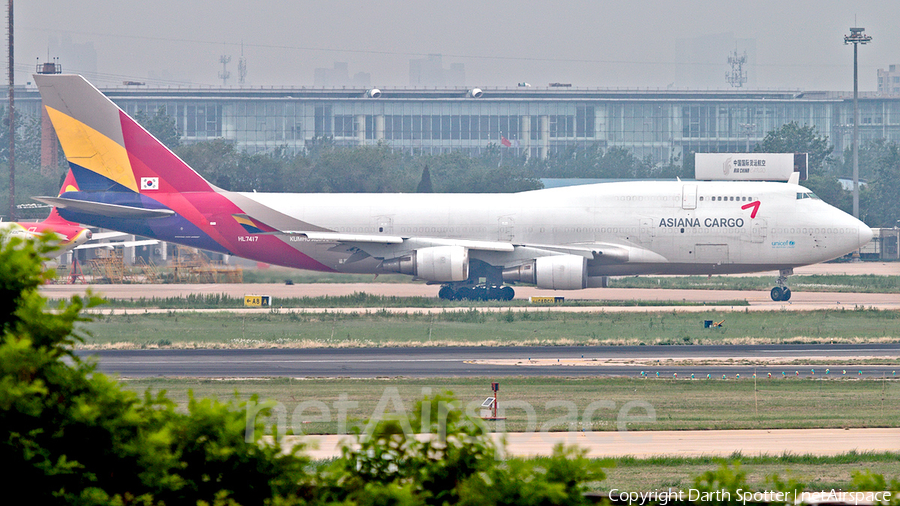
[[381, 246, 468, 282], [467, 88, 483, 98], [365, 88, 382, 98], [502, 255, 587, 290]]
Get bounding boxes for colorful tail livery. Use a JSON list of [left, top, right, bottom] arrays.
[[34, 74, 872, 301], [34, 74, 330, 271]]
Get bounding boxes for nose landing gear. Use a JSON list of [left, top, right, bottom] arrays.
[[770, 268, 793, 301]]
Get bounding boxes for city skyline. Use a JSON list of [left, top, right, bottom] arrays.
[[16, 1, 900, 91]]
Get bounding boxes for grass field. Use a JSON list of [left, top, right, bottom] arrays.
[[118, 376, 900, 435], [96, 292, 748, 309], [79, 307, 900, 348], [600, 453, 900, 491]]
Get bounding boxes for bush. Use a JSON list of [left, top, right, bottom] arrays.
[[0, 231, 307, 504]]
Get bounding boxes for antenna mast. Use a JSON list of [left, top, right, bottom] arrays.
[[238, 42, 247, 86], [726, 48, 747, 88], [218, 54, 231, 86]]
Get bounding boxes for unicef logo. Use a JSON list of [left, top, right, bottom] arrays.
[[771, 240, 796, 249]]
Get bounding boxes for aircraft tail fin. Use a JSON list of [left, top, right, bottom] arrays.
[[33, 74, 214, 195], [43, 169, 81, 225]]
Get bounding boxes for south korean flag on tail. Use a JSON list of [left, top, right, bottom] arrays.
[[140, 177, 159, 191]]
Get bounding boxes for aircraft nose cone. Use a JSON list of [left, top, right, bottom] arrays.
[[858, 223, 873, 248]]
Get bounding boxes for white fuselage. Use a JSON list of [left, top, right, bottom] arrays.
[[232, 180, 871, 280]]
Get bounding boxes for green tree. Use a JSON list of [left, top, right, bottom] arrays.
[[833, 137, 894, 180], [134, 106, 182, 150], [424, 150, 542, 193], [754, 121, 832, 172], [0, 229, 308, 504], [175, 138, 241, 189], [864, 142, 900, 227], [308, 144, 417, 193], [800, 173, 852, 214], [417, 165, 434, 193]]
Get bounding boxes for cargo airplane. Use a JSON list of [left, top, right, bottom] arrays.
[[33, 74, 873, 301]]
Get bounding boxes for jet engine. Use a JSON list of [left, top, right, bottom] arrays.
[[381, 246, 468, 282], [365, 88, 382, 98], [467, 88, 483, 98], [502, 254, 587, 290]]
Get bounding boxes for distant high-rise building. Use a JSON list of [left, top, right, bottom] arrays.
[[313, 63, 371, 87], [409, 54, 464, 87], [314, 62, 350, 87], [351, 72, 371, 87], [877, 65, 900, 95], [48, 35, 97, 77]]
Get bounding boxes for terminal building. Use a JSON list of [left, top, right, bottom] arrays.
[[16, 79, 900, 164]]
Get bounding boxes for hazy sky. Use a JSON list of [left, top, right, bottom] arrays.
[[16, 0, 900, 90]]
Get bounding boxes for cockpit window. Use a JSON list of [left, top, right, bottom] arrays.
[[796, 192, 819, 200]]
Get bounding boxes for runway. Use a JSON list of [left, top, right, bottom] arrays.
[[286, 428, 900, 460], [77, 344, 900, 378]]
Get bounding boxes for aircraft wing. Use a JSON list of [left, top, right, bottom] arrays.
[[517, 242, 668, 264], [279, 230, 514, 252], [274, 229, 664, 265], [247, 214, 661, 265]]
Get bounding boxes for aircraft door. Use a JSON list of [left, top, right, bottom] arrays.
[[498, 216, 515, 242], [694, 244, 730, 264], [682, 185, 697, 210], [375, 215, 393, 234], [750, 218, 767, 243], [639, 217, 655, 245]]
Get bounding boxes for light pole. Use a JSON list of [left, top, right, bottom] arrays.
[[844, 27, 871, 220], [739, 123, 756, 153]]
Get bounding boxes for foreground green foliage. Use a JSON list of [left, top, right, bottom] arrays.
[[2, 232, 308, 503]]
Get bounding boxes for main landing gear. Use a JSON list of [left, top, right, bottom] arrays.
[[437, 259, 515, 301], [439, 283, 515, 301], [770, 268, 793, 302]]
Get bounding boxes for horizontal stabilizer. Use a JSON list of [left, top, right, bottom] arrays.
[[33, 196, 175, 219], [76, 239, 159, 250]]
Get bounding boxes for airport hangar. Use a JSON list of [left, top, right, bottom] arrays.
[[17, 80, 900, 162]]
